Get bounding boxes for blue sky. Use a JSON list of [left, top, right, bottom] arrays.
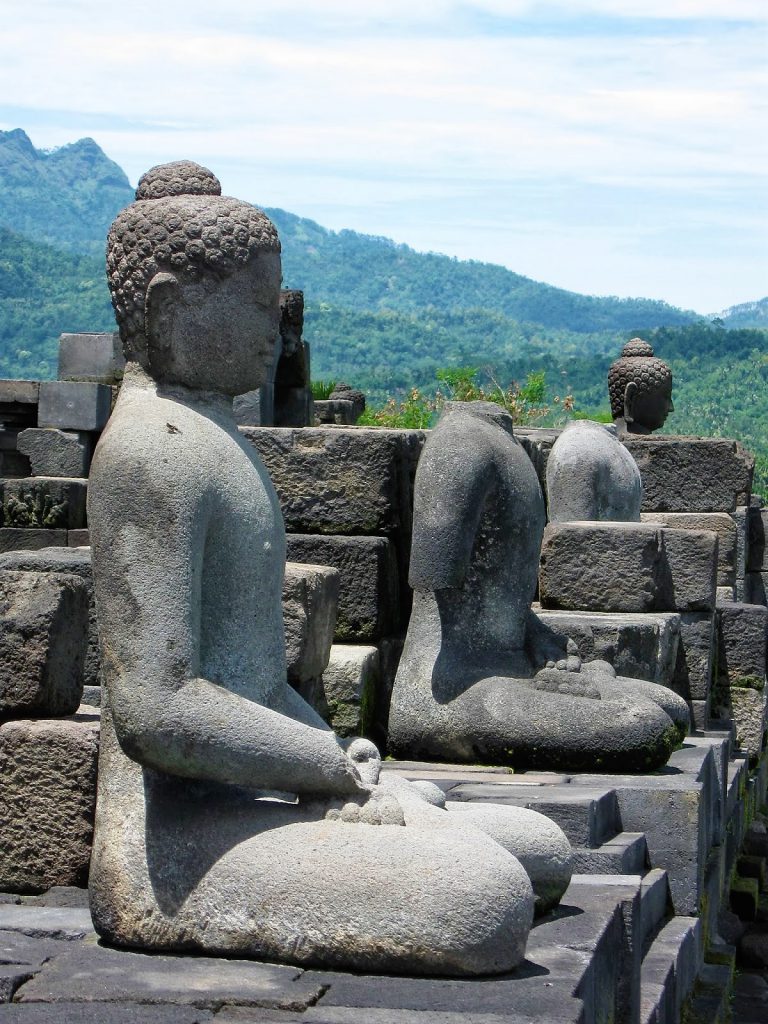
[[1, 0, 766, 313]]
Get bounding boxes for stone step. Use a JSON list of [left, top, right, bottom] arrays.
[[446, 782, 621, 848], [684, 960, 734, 1024], [639, 869, 673, 956], [640, 916, 702, 1024], [571, 832, 648, 876]]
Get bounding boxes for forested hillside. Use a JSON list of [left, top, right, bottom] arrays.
[[0, 128, 766, 491]]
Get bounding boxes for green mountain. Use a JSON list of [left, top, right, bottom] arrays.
[[0, 128, 766, 491]]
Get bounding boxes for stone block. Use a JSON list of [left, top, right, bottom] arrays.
[[0, 478, 87, 530], [15, 940, 324, 1010], [747, 506, 768, 570], [314, 399, 357, 425], [746, 571, 768, 605], [515, 427, 561, 496], [0, 451, 31, 477], [67, 529, 90, 547], [539, 521, 716, 613], [37, 381, 111, 432], [282, 561, 339, 684], [0, 1004, 214, 1023], [642, 511, 738, 587], [0, 570, 89, 717], [57, 332, 125, 384], [717, 585, 735, 604], [285, 534, 399, 641], [733, 505, 748, 601], [274, 386, 313, 428], [730, 688, 767, 760], [233, 385, 268, 427], [0, 380, 39, 406], [673, 612, 715, 703], [240, 426, 424, 537], [0, 529, 68, 553], [17, 429, 92, 479], [0, 547, 98, 690], [535, 608, 680, 686], [624, 436, 754, 513], [321, 644, 380, 738], [0, 711, 99, 892], [716, 602, 768, 686]]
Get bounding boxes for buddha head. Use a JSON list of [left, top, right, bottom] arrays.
[[106, 160, 281, 396], [608, 338, 674, 435]]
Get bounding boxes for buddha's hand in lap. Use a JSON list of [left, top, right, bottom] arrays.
[[341, 737, 382, 786], [533, 659, 601, 699], [324, 787, 406, 827]]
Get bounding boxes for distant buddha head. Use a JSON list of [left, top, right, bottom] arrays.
[[608, 338, 674, 435], [106, 160, 281, 395]]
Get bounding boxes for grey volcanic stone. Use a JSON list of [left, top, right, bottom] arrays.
[[0, 570, 88, 717], [37, 381, 111, 432], [57, 331, 125, 385], [0, 478, 87, 530], [0, 1006, 214, 1023], [0, 713, 99, 893], [85, 164, 539, 976], [17, 429, 92, 479], [0, 548, 98, 690], [240, 426, 424, 536], [285, 534, 399, 641], [0, 905, 94, 940], [546, 420, 641, 522], [314, 399, 357, 425], [642, 511, 738, 586], [729, 688, 767, 759], [673, 612, 715, 703], [747, 506, 768, 570], [0, 381, 39, 406], [623, 436, 753, 513], [0, 530, 67, 554], [716, 602, 768, 685], [389, 402, 686, 773], [282, 562, 339, 684], [535, 609, 680, 686], [322, 645, 380, 738], [539, 521, 716, 613], [15, 942, 324, 1010]]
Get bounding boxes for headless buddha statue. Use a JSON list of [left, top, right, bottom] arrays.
[[388, 401, 689, 772], [87, 162, 572, 976]]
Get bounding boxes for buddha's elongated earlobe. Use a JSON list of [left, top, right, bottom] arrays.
[[623, 380, 637, 424], [145, 272, 179, 376]]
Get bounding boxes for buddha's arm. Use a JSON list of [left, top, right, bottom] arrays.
[[89, 455, 364, 798], [408, 422, 490, 590]]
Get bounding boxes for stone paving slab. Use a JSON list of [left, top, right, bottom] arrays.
[[0, 907, 94, 942], [0, 931, 73, 967], [0, 1005, 214, 1022], [15, 944, 322, 1012]]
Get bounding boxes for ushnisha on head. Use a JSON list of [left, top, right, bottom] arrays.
[[106, 160, 281, 396], [608, 338, 674, 435]]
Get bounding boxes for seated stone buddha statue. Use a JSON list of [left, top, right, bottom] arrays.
[[388, 401, 689, 772], [87, 161, 573, 976]]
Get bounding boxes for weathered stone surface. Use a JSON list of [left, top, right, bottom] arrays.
[[282, 562, 339, 684], [314, 400, 357, 425], [733, 505, 749, 601], [240, 426, 424, 536], [0, 381, 39, 406], [642, 511, 738, 586], [37, 381, 112, 432], [285, 534, 399, 641], [673, 612, 715, 703], [623, 436, 754, 513], [274, 386, 313, 428], [0, 570, 88, 717], [322, 645, 380, 738], [57, 331, 125, 385], [546, 420, 642, 523], [0, 548, 98, 690], [747, 505, 768, 570], [730, 687, 767, 760], [86, 162, 539, 976], [0, 1005, 215, 1023], [717, 602, 768, 686], [0, 478, 87, 530], [746, 571, 768, 606], [17, 429, 92, 479], [539, 521, 716, 613], [67, 529, 90, 547], [0, 905, 94, 940], [15, 942, 324, 1010], [390, 402, 687, 773], [535, 609, 680, 686], [0, 530, 67, 554], [0, 713, 99, 893]]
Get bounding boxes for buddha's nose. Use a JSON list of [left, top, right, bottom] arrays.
[[669, 398, 675, 412]]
